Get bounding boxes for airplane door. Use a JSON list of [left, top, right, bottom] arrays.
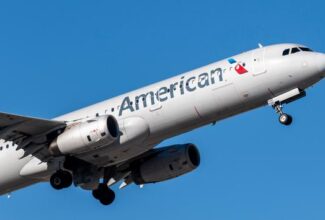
[[252, 48, 267, 76]]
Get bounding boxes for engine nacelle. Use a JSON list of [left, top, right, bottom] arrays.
[[49, 115, 119, 155], [132, 144, 200, 184]]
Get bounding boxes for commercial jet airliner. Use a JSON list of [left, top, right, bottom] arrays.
[[0, 43, 324, 205]]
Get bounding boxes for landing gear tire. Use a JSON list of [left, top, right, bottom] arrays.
[[50, 170, 73, 190], [279, 113, 293, 126], [99, 189, 115, 206], [92, 183, 115, 206], [92, 189, 100, 200], [272, 103, 293, 126]]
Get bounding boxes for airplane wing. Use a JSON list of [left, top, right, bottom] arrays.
[[0, 112, 66, 157]]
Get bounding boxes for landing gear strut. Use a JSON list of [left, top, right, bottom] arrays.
[[273, 103, 293, 126], [268, 88, 306, 126], [50, 170, 73, 190], [92, 183, 115, 205]]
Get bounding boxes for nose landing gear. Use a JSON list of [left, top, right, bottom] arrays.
[[273, 103, 293, 126], [279, 113, 293, 126], [268, 88, 305, 126]]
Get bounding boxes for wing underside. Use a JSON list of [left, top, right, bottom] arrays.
[[0, 112, 66, 157]]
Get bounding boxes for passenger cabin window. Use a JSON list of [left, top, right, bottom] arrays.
[[282, 49, 290, 56]]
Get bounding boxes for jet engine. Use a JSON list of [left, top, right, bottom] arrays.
[[49, 115, 119, 155], [132, 144, 200, 184]]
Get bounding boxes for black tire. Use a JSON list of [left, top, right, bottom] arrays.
[[50, 170, 73, 190], [92, 183, 106, 200], [92, 189, 100, 200], [92, 183, 109, 200], [50, 172, 64, 190], [99, 188, 115, 206], [279, 113, 293, 126], [93, 183, 115, 205], [62, 171, 73, 188]]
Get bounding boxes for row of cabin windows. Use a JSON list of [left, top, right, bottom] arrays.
[[282, 47, 313, 56]]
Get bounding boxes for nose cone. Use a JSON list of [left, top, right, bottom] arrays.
[[317, 53, 325, 76]]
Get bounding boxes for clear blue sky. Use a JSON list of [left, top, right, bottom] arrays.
[[1, 0, 325, 219]]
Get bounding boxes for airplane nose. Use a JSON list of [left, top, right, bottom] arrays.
[[317, 53, 325, 76]]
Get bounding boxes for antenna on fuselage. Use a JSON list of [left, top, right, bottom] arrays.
[[258, 43, 263, 48]]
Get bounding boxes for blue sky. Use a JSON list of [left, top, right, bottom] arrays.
[[1, 0, 325, 219]]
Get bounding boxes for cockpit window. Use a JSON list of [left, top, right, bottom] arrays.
[[282, 46, 313, 57], [282, 49, 290, 56], [299, 47, 313, 52], [291, 47, 301, 54]]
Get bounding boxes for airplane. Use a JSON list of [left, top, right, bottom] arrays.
[[0, 43, 324, 206]]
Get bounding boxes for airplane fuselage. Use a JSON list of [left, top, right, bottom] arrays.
[[1, 43, 325, 196]]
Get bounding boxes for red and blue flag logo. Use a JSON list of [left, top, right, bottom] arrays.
[[228, 58, 248, 75]]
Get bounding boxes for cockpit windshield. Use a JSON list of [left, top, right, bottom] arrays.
[[282, 49, 290, 56], [300, 47, 313, 52], [291, 47, 300, 54], [282, 47, 313, 56]]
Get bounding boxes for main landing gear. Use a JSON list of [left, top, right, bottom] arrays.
[[273, 103, 293, 126], [92, 183, 116, 206], [92, 168, 116, 205], [50, 170, 116, 206], [49, 162, 117, 206], [50, 170, 73, 190]]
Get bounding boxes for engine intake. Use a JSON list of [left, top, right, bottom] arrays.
[[132, 144, 200, 185], [49, 115, 119, 155]]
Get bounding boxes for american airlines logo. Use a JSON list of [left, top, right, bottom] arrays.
[[228, 58, 248, 74], [119, 59, 248, 116]]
